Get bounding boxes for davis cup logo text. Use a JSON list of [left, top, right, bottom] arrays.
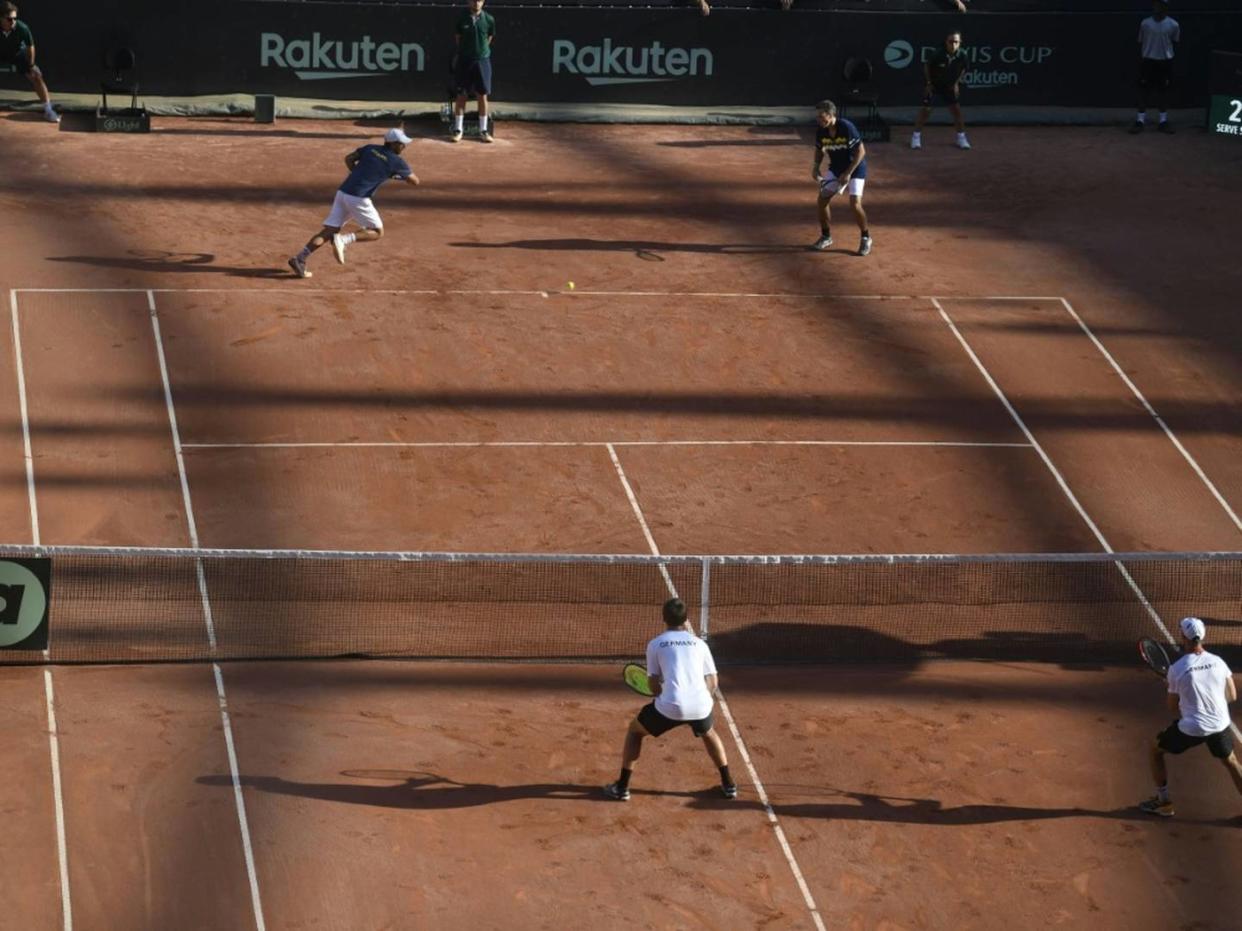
[[885, 38, 1054, 88], [261, 32, 425, 80], [552, 39, 713, 86]]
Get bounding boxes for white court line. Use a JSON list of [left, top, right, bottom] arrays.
[[605, 443, 826, 931], [182, 439, 1032, 450], [13, 287, 1065, 302], [44, 670, 71, 931], [15, 291, 66, 925], [148, 291, 266, 931], [9, 290, 40, 544], [931, 298, 1177, 644], [1058, 297, 1241, 533]]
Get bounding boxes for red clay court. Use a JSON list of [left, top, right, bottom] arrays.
[[1, 116, 1240, 929]]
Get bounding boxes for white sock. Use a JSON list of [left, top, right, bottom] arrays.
[[1136, 112, 1147, 124], [956, 131, 967, 139], [479, 115, 489, 132], [453, 114, 464, 132], [911, 131, 921, 140], [341, 232, 356, 247], [1158, 111, 1168, 123], [44, 100, 55, 112]]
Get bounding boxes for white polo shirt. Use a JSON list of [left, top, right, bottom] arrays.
[[1167, 649, 1233, 737], [1139, 16, 1179, 61], [646, 629, 717, 721]]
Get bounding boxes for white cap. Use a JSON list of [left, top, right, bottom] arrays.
[[1180, 616, 1206, 641], [384, 128, 413, 145]]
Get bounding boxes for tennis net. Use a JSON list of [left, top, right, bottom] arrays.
[[0, 546, 1237, 665]]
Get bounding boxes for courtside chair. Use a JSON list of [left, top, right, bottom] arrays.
[[100, 47, 139, 113]]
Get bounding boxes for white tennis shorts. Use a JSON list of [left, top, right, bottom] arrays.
[[323, 190, 383, 230], [819, 172, 866, 199]]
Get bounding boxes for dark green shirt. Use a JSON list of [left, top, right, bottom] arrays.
[[0, 20, 34, 63], [455, 11, 495, 62], [926, 46, 968, 87]]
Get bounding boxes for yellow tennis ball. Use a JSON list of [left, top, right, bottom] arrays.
[[567, 281, 575, 290]]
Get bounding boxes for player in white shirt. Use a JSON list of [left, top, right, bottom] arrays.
[[1139, 617, 1242, 817], [604, 598, 737, 801], [1130, 0, 1180, 134]]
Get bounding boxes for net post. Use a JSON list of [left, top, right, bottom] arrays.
[[699, 557, 711, 640]]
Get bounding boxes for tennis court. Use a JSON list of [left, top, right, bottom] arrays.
[[1, 116, 1240, 929]]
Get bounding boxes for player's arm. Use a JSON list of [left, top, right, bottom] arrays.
[[344, 151, 362, 171], [839, 140, 866, 184], [1165, 690, 1180, 714], [811, 144, 824, 181], [704, 673, 718, 695], [1226, 676, 1238, 704], [400, 172, 420, 186], [648, 674, 663, 696]]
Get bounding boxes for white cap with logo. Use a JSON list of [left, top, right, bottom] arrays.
[[385, 128, 413, 145], [1179, 616, 1206, 641]]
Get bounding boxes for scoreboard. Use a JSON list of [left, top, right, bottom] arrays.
[[1210, 51, 1242, 140]]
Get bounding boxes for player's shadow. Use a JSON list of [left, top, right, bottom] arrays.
[[695, 789, 1240, 827], [449, 238, 809, 257], [197, 771, 700, 809], [47, 250, 292, 279]]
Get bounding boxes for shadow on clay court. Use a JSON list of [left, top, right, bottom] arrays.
[[691, 789, 1241, 828], [48, 251, 292, 279], [196, 771, 714, 809], [450, 238, 810, 256]]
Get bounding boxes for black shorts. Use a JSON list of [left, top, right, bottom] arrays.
[[638, 702, 714, 738], [0, 55, 33, 76], [1156, 721, 1234, 759], [454, 57, 493, 97], [1138, 58, 1173, 91], [922, 83, 960, 107]]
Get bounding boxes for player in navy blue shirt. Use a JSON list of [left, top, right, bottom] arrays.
[[810, 100, 872, 257], [288, 128, 421, 279]]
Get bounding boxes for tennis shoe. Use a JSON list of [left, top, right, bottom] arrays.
[[1138, 796, 1174, 817], [859, 234, 873, 257], [910, 134, 921, 150], [450, 130, 463, 143], [603, 782, 630, 801], [956, 135, 971, 150], [44, 107, 60, 123], [811, 235, 833, 251], [721, 782, 739, 799], [479, 131, 495, 144], [287, 256, 312, 279], [331, 233, 347, 265]]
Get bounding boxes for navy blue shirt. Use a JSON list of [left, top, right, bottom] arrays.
[[815, 118, 867, 179], [339, 145, 412, 198]]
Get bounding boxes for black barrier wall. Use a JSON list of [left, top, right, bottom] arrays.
[[14, 1, 1242, 109]]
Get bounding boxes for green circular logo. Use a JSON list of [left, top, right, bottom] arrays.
[[0, 561, 47, 648]]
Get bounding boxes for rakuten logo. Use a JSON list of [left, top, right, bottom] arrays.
[[260, 32, 425, 80], [552, 39, 713, 86]]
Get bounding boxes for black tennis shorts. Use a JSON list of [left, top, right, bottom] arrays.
[[1138, 58, 1173, 91], [454, 57, 492, 97], [0, 55, 34, 76], [1156, 721, 1234, 759], [638, 702, 714, 738], [922, 83, 960, 107]]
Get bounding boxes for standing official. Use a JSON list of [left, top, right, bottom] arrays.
[[1131, 0, 1179, 134], [450, 0, 496, 143]]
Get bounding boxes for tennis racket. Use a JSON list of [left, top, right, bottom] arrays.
[[622, 663, 655, 697], [1137, 637, 1172, 677]]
